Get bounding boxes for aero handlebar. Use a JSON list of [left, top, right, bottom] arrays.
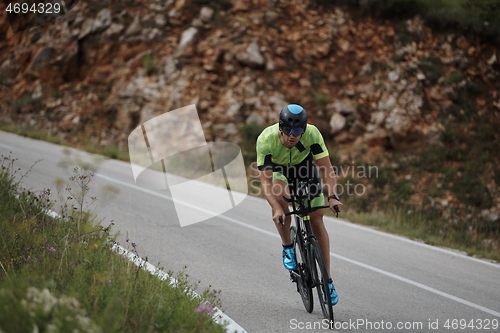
[[285, 204, 339, 218]]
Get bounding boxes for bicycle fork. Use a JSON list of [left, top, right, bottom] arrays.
[[289, 231, 300, 283], [289, 225, 302, 284], [290, 225, 313, 288]]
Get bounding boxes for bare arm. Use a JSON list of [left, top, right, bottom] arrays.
[[259, 169, 287, 225], [315, 156, 343, 213]]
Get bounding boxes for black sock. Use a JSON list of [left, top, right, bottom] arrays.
[[283, 243, 293, 249]]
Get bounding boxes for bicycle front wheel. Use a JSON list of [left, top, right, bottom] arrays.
[[310, 238, 334, 325], [290, 225, 313, 313]]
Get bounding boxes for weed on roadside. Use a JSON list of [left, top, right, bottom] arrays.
[[0, 155, 227, 333]]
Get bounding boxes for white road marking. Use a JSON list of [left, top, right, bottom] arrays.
[[329, 217, 500, 268], [112, 244, 248, 333], [43, 203, 248, 333], [0, 143, 16, 151], [96, 173, 500, 318], [328, 251, 500, 318]]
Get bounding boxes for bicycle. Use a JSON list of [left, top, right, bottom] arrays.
[[283, 178, 338, 327]]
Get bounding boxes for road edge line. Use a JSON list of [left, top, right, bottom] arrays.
[[112, 244, 248, 333], [43, 207, 247, 333]]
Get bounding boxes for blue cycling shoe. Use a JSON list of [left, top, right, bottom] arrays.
[[328, 281, 339, 306], [282, 245, 298, 271]]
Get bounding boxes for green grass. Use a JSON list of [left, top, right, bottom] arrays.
[[359, 0, 500, 33], [0, 124, 129, 162], [0, 124, 63, 145], [0, 155, 227, 333], [343, 207, 500, 262], [85, 142, 130, 161]]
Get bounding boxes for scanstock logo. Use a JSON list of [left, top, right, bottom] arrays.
[[128, 105, 248, 227]]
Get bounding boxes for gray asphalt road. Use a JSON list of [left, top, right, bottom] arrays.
[[1, 130, 499, 333]]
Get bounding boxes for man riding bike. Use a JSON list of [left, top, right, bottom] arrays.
[[256, 104, 342, 305]]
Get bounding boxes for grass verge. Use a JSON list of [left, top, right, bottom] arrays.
[[0, 124, 129, 162], [341, 207, 500, 262], [0, 155, 226, 333]]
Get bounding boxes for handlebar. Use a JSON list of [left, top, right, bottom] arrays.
[[285, 204, 339, 218], [281, 179, 341, 218]]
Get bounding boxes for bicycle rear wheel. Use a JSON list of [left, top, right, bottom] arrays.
[[310, 238, 334, 324], [290, 225, 313, 313]]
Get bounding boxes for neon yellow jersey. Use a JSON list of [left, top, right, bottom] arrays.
[[256, 123, 329, 170]]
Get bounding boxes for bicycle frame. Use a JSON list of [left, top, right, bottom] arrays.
[[285, 179, 334, 323], [287, 189, 328, 286]]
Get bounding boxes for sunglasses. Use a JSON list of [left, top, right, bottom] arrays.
[[281, 127, 304, 136]]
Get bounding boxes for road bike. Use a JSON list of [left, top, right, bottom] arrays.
[[284, 179, 338, 326]]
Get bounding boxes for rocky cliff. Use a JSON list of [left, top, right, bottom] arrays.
[[1, 0, 499, 250]]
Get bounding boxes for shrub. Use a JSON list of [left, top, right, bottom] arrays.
[[371, 166, 395, 190], [357, 0, 500, 33], [191, 0, 233, 10], [463, 0, 500, 29], [452, 173, 493, 209], [444, 85, 478, 123], [11, 95, 43, 114], [445, 71, 463, 85], [419, 56, 444, 85], [142, 54, 157, 76], [465, 81, 481, 95], [312, 91, 330, 113], [239, 123, 265, 166], [389, 179, 413, 205]]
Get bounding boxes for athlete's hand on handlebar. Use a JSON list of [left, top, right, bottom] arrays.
[[272, 208, 286, 228], [329, 199, 343, 216]]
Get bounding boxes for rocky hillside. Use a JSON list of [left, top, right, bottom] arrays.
[[1, 1, 499, 251]]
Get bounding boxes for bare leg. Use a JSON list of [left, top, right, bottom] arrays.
[[310, 209, 331, 278], [271, 179, 292, 245]]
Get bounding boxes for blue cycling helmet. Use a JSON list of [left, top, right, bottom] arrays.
[[279, 104, 308, 131]]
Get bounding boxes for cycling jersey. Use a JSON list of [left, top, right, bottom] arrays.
[[256, 123, 329, 207], [256, 123, 329, 171]]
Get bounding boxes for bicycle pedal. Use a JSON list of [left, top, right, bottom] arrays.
[[289, 270, 299, 283]]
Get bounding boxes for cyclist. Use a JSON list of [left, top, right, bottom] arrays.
[[256, 104, 342, 305]]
